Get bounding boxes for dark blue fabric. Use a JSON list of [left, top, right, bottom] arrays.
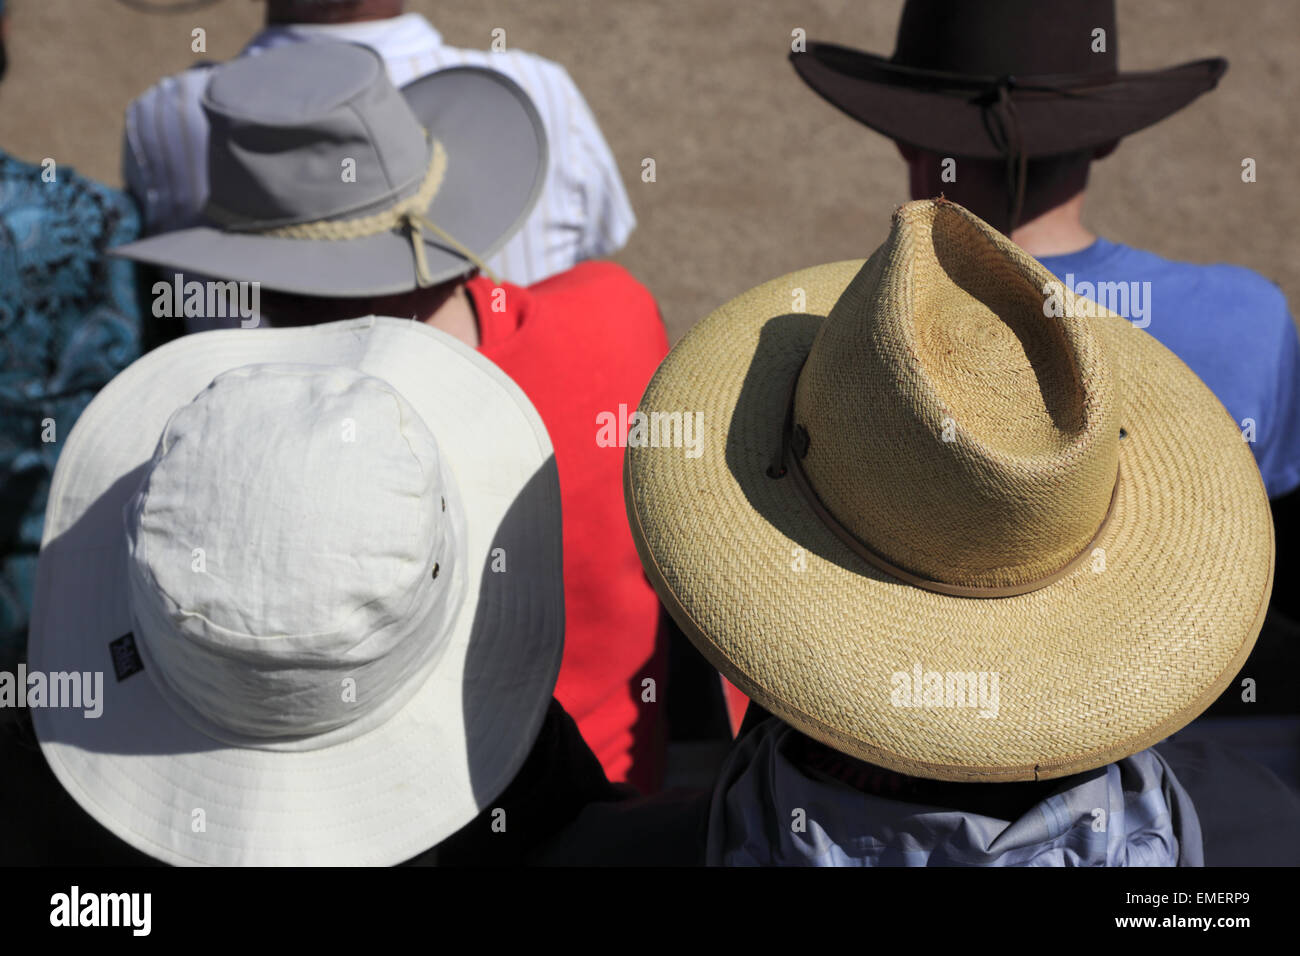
[[1037, 239, 1300, 499], [0, 151, 142, 670]]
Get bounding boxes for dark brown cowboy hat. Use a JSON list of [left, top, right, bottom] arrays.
[[790, 0, 1226, 162]]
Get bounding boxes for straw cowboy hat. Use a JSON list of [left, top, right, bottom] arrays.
[[624, 198, 1273, 782], [112, 40, 547, 295], [28, 318, 563, 865], [790, 0, 1226, 226]]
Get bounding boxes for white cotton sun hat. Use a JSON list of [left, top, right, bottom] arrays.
[[27, 317, 563, 866]]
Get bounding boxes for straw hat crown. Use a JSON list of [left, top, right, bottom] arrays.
[[793, 199, 1120, 591]]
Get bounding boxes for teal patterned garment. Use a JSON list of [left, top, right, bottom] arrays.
[[0, 151, 142, 669]]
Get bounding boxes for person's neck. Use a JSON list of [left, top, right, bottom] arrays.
[[420, 282, 480, 349], [365, 279, 479, 348], [1009, 193, 1096, 258]]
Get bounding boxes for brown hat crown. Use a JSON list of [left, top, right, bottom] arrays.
[[891, 0, 1118, 78]]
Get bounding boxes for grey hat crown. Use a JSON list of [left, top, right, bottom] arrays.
[[111, 43, 549, 297], [202, 41, 430, 229]]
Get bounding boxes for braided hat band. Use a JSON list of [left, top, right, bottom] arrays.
[[207, 138, 501, 287]]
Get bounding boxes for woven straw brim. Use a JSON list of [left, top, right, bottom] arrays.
[[625, 261, 1273, 782]]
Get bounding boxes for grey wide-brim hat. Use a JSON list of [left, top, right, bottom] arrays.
[[112, 41, 547, 296]]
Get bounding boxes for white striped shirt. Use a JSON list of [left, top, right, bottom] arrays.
[[122, 13, 636, 287]]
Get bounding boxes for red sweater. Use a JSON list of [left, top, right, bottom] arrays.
[[468, 263, 669, 792]]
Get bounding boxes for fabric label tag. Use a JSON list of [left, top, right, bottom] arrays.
[[109, 632, 145, 682]]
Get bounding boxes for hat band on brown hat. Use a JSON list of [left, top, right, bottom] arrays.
[[850, 64, 1102, 227], [770, 358, 1122, 599]]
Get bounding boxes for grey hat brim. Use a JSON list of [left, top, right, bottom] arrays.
[[111, 65, 547, 297]]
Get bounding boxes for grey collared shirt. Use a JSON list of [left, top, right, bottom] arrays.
[[706, 718, 1203, 866]]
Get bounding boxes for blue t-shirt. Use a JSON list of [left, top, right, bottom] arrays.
[[1037, 239, 1300, 498]]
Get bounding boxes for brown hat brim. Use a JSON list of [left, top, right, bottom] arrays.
[[791, 43, 1227, 158]]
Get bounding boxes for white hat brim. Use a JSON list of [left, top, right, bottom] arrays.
[[28, 317, 563, 865]]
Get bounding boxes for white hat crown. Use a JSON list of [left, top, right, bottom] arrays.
[[124, 363, 468, 748]]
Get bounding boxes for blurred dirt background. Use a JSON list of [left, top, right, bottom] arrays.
[[1, 0, 1295, 341]]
